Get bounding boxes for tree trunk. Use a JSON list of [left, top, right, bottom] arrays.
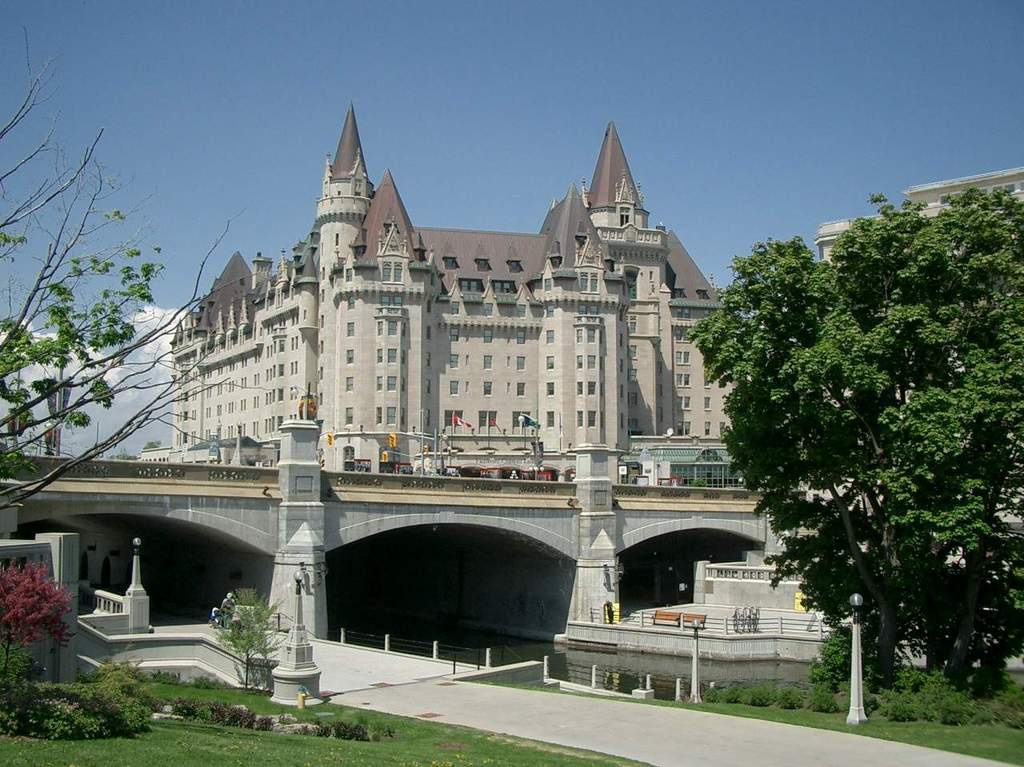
[[876, 598, 898, 688], [946, 547, 984, 683]]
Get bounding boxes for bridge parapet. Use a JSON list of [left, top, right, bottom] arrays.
[[324, 470, 577, 501], [21, 457, 278, 488]]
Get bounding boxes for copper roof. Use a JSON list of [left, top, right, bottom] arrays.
[[417, 227, 547, 286], [331, 104, 367, 180], [199, 251, 253, 329], [540, 184, 605, 263], [588, 121, 640, 209]]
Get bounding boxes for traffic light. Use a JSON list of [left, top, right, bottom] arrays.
[[380, 450, 390, 464], [326, 432, 334, 447], [388, 432, 398, 449]]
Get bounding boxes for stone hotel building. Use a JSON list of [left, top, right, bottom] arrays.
[[170, 108, 729, 475]]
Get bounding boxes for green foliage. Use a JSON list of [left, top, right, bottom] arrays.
[[745, 684, 776, 707], [0, 645, 31, 687], [776, 687, 805, 709], [216, 590, 280, 690], [0, 681, 151, 739], [693, 188, 1024, 684], [808, 684, 840, 713]]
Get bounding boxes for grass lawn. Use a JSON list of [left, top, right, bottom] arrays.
[[488, 681, 1024, 766], [0, 681, 644, 767]]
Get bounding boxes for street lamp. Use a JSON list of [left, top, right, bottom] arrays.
[[683, 612, 706, 703], [846, 592, 867, 725]]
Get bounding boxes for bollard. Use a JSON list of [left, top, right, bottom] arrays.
[[675, 678, 682, 702], [297, 692, 306, 710], [384, 634, 391, 652], [485, 647, 492, 668], [339, 628, 345, 644], [591, 664, 598, 689], [432, 640, 439, 660], [543, 655, 550, 682], [645, 673, 652, 691]]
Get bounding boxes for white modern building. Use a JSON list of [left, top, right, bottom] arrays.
[[816, 166, 1024, 260]]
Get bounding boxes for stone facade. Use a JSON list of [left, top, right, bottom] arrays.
[[170, 110, 728, 475]]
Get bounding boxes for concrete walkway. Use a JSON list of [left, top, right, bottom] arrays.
[[338, 679, 1004, 767], [310, 638, 470, 694]]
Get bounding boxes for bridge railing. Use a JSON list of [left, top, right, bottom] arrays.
[[588, 608, 827, 638], [92, 589, 125, 615], [18, 456, 278, 487], [611, 484, 755, 502], [324, 470, 577, 499]]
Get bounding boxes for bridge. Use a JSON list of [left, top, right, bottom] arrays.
[[9, 420, 765, 641]]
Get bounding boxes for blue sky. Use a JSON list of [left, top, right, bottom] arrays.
[[3, 0, 1022, 303]]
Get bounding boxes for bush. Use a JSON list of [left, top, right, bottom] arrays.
[[170, 697, 211, 720], [720, 685, 746, 704], [0, 682, 150, 739], [746, 684, 776, 707], [881, 690, 923, 722], [189, 675, 229, 689], [808, 684, 839, 713], [702, 685, 722, 703], [147, 670, 182, 684], [85, 662, 157, 712], [208, 704, 256, 730], [776, 687, 804, 709], [936, 692, 975, 726], [0, 646, 32, 688], [254, 715, 275, 731]]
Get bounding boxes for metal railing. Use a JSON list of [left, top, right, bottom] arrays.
[[587, 608, 828, 638], [333, 627, 530, 673]]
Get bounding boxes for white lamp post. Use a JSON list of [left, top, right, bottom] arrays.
[[846, 592, 867, 725]]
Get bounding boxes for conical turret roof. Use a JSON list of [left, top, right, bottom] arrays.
[[588, 121, 640, 209], [540, 184, 604, 262], [331, 104, 367, 180], [360, 170, 418, 259]]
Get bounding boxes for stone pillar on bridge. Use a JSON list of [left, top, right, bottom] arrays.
[[270, 419, 328, 639], [570, 444, 620, 623], [35, 532, 79, 683]]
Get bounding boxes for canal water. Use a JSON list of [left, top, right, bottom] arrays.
[[333, 611, 813, 700]]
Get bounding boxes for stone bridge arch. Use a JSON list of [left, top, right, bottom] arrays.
[[618, 513, 765, 554], [18, 491, 279, 556], [324, 504, 577, 559]]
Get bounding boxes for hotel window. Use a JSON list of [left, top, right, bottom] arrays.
[[546, 411, 555, 427], [346, 350, 354, 364], [587, 381, 596, 395], [516, 382, 525, 396], [450, 380, 459, 395], [483, 354, 493, 370], [483, 328, 493, 343], [587, 328, 596, 343], [587, 355, 596, 369], [619, 206, 631, 226], [629, 345, 637, 359], [577, 381, 584, 395], [628, 368, 637, 381], [387, 320, 397, 336], [386, 406, 396, 425], [705, 421, 712, 436], [547, 382, 555, 396], [546, 330, 555, 343], [546, 356, 554, 370], [387, 376, 397, 392], [576, 328, 583, 344], [682, 420, 691, 435], [345, 377, 354, 392], [516, 356, 526, 371], [377, 348, 383, 363], [587, 410, 596, 427], [450, 327, 460, 342], [346, 321, 355, 337], [683, 373, 691, 386], [704, 396, 711, 410], [543, 278, 553, 290], [516, 329, 526, 344], [443, 256, 458, 269], [683, 395, 691, 409], [475, 258, 491, 271], [483, 381, 492, 396], [482, 303, 493, 316], [576, 355, 583, 369], [577, 410, 584, 427], [345, 408, 353, 425], [376, 407, 382, 424], [388, 348, 397, 363], [376, 376, 383, 391], [449, 354, 459, 369]]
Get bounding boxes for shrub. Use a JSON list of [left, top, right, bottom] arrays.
[[720, 685, 745, 704], [0, 646, 32, 688], [702, 685, 722, 703], [147, 670, 182, 684], [170, 697, 211, 720], [808, 684, 839, 713], [254, 715, 275, 731], [936, 692, 976, 726], [776, 687, 804, 709], [746, 684, 776, 707], [189, 675, 229, 689], [208, 704, 256, 730], [86, 662, 157, 712], [0, 682, 150, 739], [881, 690, 923, 722]]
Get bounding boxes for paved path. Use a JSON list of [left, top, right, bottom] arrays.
[[337, 679, 1003, 767], [311, 638, 470, 694]]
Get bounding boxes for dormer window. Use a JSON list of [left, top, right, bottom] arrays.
[[619, 207, 631, 226], [475, 258, 492, 271], [381, 261, 403, 283], [443, 256, 459, 269], [696, 289, 710, 300], [506, 259, 523, 273], [458, 278, 484, 294], [577, 271, 599, 294], [493, 280, 517, 294]]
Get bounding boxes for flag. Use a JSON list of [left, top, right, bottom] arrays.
[[451, 414, 473, 429], [518, 413, 539, 428]]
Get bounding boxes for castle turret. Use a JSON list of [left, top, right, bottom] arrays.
[[587, 122, 648, 230]]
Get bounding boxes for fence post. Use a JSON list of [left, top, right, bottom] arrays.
[[339, 627, 345, 644], [675, 677, 682, 702], [543, 655, 550, 682], [384, 633, 391, 652], [591, 664, 597, 689], [432, 640, 439, 660], [485, 647, 492, 668]]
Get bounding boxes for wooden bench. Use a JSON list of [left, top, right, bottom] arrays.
[[652, 610, 682, 626]]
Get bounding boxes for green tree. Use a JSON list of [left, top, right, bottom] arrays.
[[217, 588, 281, 690], [0, 66, 224, 511], [142, 440, 162, 450], [693, 189, 1024, 685]]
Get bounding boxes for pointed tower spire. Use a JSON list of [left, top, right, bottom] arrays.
[[331, 104, 368, 180], [360, 170, 418, 259], [588, 121, 641, 209]]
